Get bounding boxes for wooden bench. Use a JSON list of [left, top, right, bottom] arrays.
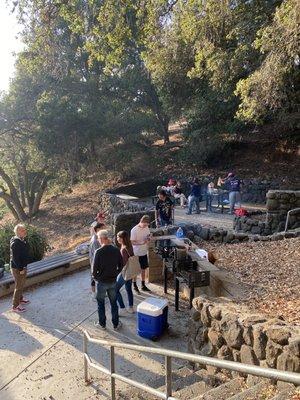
[[0, 251, 90, 298]]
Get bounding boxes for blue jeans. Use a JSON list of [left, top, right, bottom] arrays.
[[96, 281, 119, 328], [229, 191, 241, 213], [116, 273, 133, 308], [188, 195, 200, 214]]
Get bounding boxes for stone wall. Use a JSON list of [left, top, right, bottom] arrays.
[[152, 223, 300, 243], [189, 296, 300, 375], [234, 190, 300, 234], [233, 213, 272, 236], [113, 210, 155, 240], [266, 190, 300, 232], [99, 192, 151, 224]]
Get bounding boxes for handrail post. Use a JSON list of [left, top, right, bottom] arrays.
[[83, 333, 89, 382], [165, 356, 172, 399], [110, 346, 116, 400]]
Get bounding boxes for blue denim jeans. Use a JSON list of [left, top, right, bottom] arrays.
[[96, 281, 119, 328], [229, 191, 241, 213], [116, 273, 133, 308], [188, 195, 200, 214]]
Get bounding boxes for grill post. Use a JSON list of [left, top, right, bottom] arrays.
[[165, 355, 172, 398], [110, 346, 116, 400], [175, 277, 180, 311], [83, 333, 89, 382], [164, 260, 168, 294]]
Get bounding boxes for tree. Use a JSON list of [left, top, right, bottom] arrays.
[[235, 0, 300, 129]]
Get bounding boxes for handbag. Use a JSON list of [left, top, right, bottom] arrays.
[[122, 249, 141, 281]]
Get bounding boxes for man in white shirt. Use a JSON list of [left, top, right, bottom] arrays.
[[130, 215, 151, 293]]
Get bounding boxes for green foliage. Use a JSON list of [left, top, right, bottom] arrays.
[[235, 0, 300, 127], [0, 224, 49, 266], [2, 0, 298, 192]]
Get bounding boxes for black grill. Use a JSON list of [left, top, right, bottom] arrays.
[[154, 238, 210, 310]]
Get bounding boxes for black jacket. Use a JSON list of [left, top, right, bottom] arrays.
[[92, 244, 123, 283], [10, 236, 30, 270]]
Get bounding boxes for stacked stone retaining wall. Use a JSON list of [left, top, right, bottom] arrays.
[[189, 296, 300, 375], [234, 190, 300, 234]]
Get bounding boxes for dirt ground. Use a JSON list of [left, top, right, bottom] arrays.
[[201, 238, 300, 325]]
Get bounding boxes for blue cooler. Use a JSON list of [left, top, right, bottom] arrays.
[[137, 297, 168, 340]]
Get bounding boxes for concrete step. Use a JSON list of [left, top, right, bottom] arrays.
[[118, 367, 213, 400], [193, 377, 246, 400], [270, 388, 295, 400], [173, 379, 211, 399], [226, 381, 276, 400], [118, 365, 195, 399]]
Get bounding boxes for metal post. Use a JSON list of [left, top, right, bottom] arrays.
[[189, 283, 195, 309], [83, 333, 89, 382], [175, 277, 179, 311], [165, 356, 172, 399], [164, 261, 168, 294], [110, 346, 116, 400]]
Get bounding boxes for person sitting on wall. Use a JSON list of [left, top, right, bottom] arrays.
[[173, 181, 187, 208], [155, 190, 174, 227]]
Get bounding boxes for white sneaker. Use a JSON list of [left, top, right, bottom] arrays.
[[126, 307, 135, 314], [94, 321, 106, 330], [114, 321, 123, 331], [119, 308, 127, 317]]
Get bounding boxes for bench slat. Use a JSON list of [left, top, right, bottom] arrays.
[[0, 252, 89, 286]]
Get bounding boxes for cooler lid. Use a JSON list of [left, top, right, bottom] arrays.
[[137, 297, 168, 317]]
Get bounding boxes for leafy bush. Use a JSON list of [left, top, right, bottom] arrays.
[[0, 224, 49, 267]]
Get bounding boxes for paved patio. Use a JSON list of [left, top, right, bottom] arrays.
[[0, 270, 190, 400]]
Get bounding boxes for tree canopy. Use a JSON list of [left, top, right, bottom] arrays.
[[0, 0, 299, 219]]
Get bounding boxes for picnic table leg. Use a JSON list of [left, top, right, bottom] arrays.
[[175, 277, 180, 311], [164, 261, 168, 294]]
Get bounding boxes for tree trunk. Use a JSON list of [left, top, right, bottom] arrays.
[[18, 173, 26, 208], [0, 190, 28, 221], [0, 166, 28, 220], [31, 177, 48, 216]]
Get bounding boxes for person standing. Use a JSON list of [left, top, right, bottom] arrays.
[[206, 181, 215, 212], [130, 215, 151, 293], [115, 231, 135, 314], [155, 190, 174, 226], [89, 222, 105, 294], [10, 224, 30, 313], [187, 178, 202, 215], [92, 230, 123, 330], [224, 172, 242, 214]]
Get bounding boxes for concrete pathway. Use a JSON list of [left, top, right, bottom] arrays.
[[0, 270, 190, 400], [174, 202, 265, 230]]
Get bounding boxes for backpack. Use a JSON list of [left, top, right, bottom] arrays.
[[234, 208, 248, 217], [122, 250, 141, 281]]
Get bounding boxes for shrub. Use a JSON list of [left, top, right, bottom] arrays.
[[0, 224, 50, 267]]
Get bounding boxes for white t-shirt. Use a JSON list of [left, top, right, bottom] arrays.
[[130, 224, 150, 256]]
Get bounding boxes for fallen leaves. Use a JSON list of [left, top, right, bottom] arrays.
[[199, 238, 300, 324]]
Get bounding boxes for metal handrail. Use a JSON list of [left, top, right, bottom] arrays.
[[83, 330, 300, 400], [284, 208, 300, 232]]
